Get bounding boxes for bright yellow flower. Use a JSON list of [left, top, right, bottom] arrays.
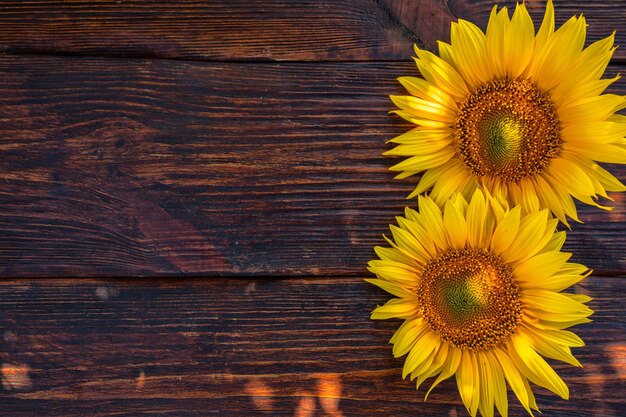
[[367, 189, 592, 417], [388, 0, 626, 225]]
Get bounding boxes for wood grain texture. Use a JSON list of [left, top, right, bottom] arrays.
[[1, 56, 624, 277], [0, 0, 624, 61], [0, 0, 418, 61], [379, 0, 456, 52], [2, 1, 625, 416], [0, 276, 624, 416]]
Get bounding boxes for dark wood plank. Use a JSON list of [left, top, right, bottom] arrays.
[[0, 0, 624, 61], [0, 276, 624, 416], [380, 0, 455, 52], [0, 0, 418, 61], [1, 56, 624, 277]]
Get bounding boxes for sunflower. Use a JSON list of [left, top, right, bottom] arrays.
[[387, 0, 626, 225], [367, 189, 592, 417]]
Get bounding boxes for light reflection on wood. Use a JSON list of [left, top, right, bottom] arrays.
[[136, 370, 146, 389], [317, 373, 344, 417], [245, 378, 275, 413], [294, 391, 316, 417], [1, 363, 32, 391], [605, 343, 626, 380]]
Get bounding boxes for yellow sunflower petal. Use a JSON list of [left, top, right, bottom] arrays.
[[540, 328, 586, 348], [425, 346, 462, 400], [444, 198, 468, 249], [485, 351, 509, 417], [562, 120, 626, 149], [387, 127, 452, 145], [389, 319, 410, 344], [389, 224, 431, 260], [558, 262, 590, 276], [408, 158, 458, 198], [397, 217, 438, 259], [532, 175, 570, 225], [581, 162, 626, 192], [515, 179, 541, 214], [521, 377, 540, 412], [500, 209, 551, 263], [381, 234, 428, 266], [563, 142, 626, 164], [575, 155, 626, 187], [522, 325, 582, 367], [457, 350, 480, 417], [410, 344, 441, 382], [404, 206, 420, 223], [449, 19, 490, 88], [554, 75, 619, 109], [502, 3, 534, 79], [534, 0, 555, 47], [416, 195, 447, 249], [523, 290, 593, 322], [415, 342, 450, 390], [374, 245, 419, 267], [565, 293, 593, 304], [551, 32, 616, 105], [429, 167, 475, 207], [547, 158, 598, 197], [403, 330, 440, 379], [397, 76, 458, 111], [466, 188, 489, 248], [384, 138, 453, 157], [368, 259, 420, 284], [493, 348, 533, 415], [389, 147, 455, 173], [540, 230, 566, 253], [477, 352, 495, 417], [393, 170, 419, 180], [365, 278, 414, 299], [531, 15, 586, 92], [559, 94, 626, 125], [513, 251, 572, 284], [510, 335, 569, 399], [489, 206, 521, 253], [485, 5, 510, 79], [526, 268, 591, 292], [413, 47, 469, 101], [539, 317, 592, 330], [391, 318, 428, 358], [371, 298, 419, 320], [390, 95, 456, 124], [390, 109, 451, 128], [541, 173, 580, 222]]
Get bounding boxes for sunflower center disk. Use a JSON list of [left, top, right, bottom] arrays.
[[417, 249, 522, 350], [455, 79, 561, 183]]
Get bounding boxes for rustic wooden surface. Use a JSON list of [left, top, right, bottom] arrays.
[[0, 277, 625, 417], [0, 1, 625, 416], [0, 1, 625, 61], [1, 57, 624, 277]]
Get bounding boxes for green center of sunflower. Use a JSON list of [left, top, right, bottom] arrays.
[[417, 248, 522, 350], [455, 79, 561, 183]]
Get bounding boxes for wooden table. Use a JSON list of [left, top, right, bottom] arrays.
[[1, 1, 624, 416]]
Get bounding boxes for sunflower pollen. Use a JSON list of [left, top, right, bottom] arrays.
[[455, 79, 561, 183], [417, 248, 522, 350]]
